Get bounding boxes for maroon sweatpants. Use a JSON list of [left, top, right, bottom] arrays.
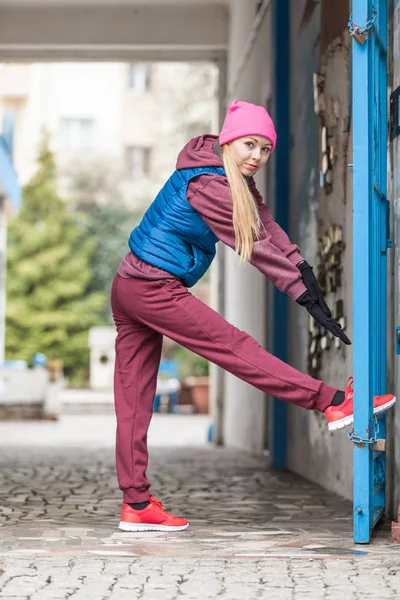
[[111, 273, 337, 503]]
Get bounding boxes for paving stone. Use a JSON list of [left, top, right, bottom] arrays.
[[0, 414, 400, 599]]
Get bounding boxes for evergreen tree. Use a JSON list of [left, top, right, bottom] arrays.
[[63, 157, 142, 324], [5, 138, 106, 375], [75, 203, 140, 324]]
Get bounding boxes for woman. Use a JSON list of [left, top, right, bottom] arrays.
[[111, 100, 395, 532]]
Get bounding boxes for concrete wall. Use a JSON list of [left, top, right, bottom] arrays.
[[222, 0, 272, 452], [0, 364, 62, 420], [220, 0, 354, 469], [286, 0, 353, 499], [0, 3, 228, 62]]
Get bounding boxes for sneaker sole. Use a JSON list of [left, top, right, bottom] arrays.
[[119, 521, 189, 532], [328, 396, 396, 432]]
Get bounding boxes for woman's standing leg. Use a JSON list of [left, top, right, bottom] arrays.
[[111, 276, 163, 504]]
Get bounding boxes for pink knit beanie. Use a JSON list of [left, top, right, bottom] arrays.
[[219, 100, 277, 151]]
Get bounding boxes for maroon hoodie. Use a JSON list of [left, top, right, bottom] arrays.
[[118, 134, 306, 301]]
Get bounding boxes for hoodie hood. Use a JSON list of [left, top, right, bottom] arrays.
[[176, 135, 224, 170]]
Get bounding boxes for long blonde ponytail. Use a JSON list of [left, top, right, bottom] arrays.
[[221, 145, 261, 263]]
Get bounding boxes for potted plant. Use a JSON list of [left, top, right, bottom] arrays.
[[184, 356, 209, 414]]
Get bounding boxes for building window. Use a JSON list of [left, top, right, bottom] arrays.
[[126, 146, 151, 178], [128, 63, 151, 93], [58, 118, 94, 150]]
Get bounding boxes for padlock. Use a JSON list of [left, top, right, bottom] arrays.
[[371, 439, 386, 452], [350, 27, 367, 45]]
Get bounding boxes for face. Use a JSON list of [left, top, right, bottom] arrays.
[[227, 135, 272, 177]]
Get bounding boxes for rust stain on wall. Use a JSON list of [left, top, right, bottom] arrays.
[[320, 0, 349, 51]]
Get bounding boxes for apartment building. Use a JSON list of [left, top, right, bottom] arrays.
[[0, 61, 219, 210]]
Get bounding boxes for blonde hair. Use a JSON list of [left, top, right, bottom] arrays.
[[221, 145, 261, 262]]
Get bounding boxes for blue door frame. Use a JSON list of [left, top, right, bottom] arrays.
[[269, 0, 290, 469], [351, 0, 389, 543]]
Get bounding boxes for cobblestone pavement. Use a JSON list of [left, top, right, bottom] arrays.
[[0, 414, 399, 599]]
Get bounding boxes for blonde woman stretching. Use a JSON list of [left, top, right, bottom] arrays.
[[111, 100, 395, 532]]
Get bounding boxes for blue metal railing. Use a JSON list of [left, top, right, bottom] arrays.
[[0, 134, 21, 210]]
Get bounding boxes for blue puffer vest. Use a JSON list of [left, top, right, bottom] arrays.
[[129, 166, 226, 287]]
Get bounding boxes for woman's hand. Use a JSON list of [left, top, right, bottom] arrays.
[[296, 290, 352, 345], [297, 261, 332, 317]]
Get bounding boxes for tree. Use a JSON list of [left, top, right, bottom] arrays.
[[62, 158, 142, 324], [5, 138, 106, 375], [74, 203, 140, 324]]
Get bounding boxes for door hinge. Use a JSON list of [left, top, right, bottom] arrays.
[[396, 327, 400, 355]]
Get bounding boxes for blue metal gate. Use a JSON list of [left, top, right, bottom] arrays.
[[351, 0, 389, 543]]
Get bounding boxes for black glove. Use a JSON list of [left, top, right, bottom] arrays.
[[296, 290, 352, 345], [297, 261, 332, 317]]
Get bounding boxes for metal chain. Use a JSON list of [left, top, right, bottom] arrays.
[[347, 414, 379, 445], [348, 5, 377, 35]]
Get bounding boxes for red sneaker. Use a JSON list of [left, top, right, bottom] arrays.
[[325, 377, 396, 432], [119, 495, 189, 532]]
